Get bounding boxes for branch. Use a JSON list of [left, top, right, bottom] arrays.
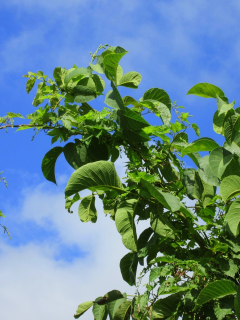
[[0, 124, 55, 130]]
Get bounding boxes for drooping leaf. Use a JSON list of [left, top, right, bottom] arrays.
[[152, 293, 182, 318], [115, 199, 138, 251], [137, 227, 153, 251], [141, 179, 181, 212], [63, 141, 87, 170], [41, 146, 63, 184], [74, 301, 94, 319], [78, 195, 97, 223], [120, 252, 138, 286], [65, 161, 123, 197], [113, 300, 132, 320], [187, 83, 225, 98], [92, 298, 108, 320], [225, 199, 240, 236], [181, 138, 219, 156], [118, 71, 142, 89], [101, 290, 124, 305], [209, 147, 234, 179], [103, 51, 128, 80], [195, 280, 237, 307], [142, 88, 171, 111], [220, 175, 240, 202]]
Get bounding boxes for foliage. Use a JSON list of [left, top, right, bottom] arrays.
[[3, 43, 240, 318]]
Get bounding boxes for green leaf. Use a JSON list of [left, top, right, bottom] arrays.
[[120, 252, 138, 286], [89, 62, 104, 74], [65, 161, 123, 197], [108, 298, 126, 320], [111, 81, 125, 110], [53, 67, 67, 88], [195, 280, 237, 307], [116, 65, 123, 85], [198, 155, 220, 186], [115, 199, 138, 251], [41, 146, 63, 184], [192, 123, 200, 137], [64, 68, 91, 85], [92, 74, 105, 93], [225, 199, 240, 236], [187, 83, 225, 98], [103, 51, 128, 80], [140, 179, 181, 212], [182, 169, 203, 200], [63, 141, 87, 169], [181, 138, 219, 156], [213, 110, 225, 134], [152, 293, 181, 318], [234, 286, 240, 319], [216, 95, 235, 115], [26, 77, 36, 94], [87, 137, 109, 162], [220, 175, 240, 202], [150, 205, 176, 239], [202, 181, 215, 208], [92, 298, 108, 320], [149, 265, 173, 282], [74, 301, 93, 319], [102, 290, 123, 305], [118, 71, 142, 89], [113, 300, 131, 320], [137, 227, 153, 251], [142, 88, 171, 111], [78, 195, 97, 223], [105, 90, 123, 110], [73, 85, 97, 103], [6, 112, 24, 119], [214, 296, 234, 320], [209, 147, 234, 179], [122, 96, 142, 108]]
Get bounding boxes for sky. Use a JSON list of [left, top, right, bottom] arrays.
[[1, 0, 240, 319]]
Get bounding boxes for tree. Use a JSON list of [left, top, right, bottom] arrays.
[[2, 44, 240, 319]]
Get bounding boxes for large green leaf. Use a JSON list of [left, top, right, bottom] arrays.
[[198, 155, 220, 186], [195, 280, 237, 307], [150, 205, 176, 239], [182, 168, 203, 200], [152, 293, 181, 318], [108, 298, 126, 320], [73, 85, 97, 103], [120, 252, 138, 286], [118, 71, 142, 89], [41, 146, 63, 184], [181, 138, 219, 156], [115, 199, 138, 251], [65, 161, 123, 197], [74, 301, 93, 319], [78, 195, 97, 223], [114, 300, 131, 320], [142, 88, 171, 111], [225, 199, 240, 236], [220, 175, 240, 202], [64, 68, 91, 85], [63, 141, 87, 169], [187, 83, 225, 98], [92, 298, 108, 320], [209, 147, 234, 179], [105, 90, 123, 110], [103, 51, 127, 80], [140, 179, 180, 212]]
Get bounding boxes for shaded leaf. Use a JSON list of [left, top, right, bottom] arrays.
[[209, 147, 233, 179], [152, 293, 181, 318], [73, 85, 97, 103], [78, 195, 97, 223], [142, 88, 171, 111], [41, 146, 63, 184], [118, 71, 142, 89], [114, 300, 131, 320], [120, 252, 138, 286], [225, 199, 240, 236]]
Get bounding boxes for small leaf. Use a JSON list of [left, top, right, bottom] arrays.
[[220, 175, 240, 202], [187, 83, 225, 98], [26, 77, 36, 94], [74, 301, 93, 319], [118, 71, 142, 89], [181, 138, 219, 156], [78, 195, 97, 223], [41, 147, 63, 184], [195, 280, 237, 307], [192, 123, 200, 137]]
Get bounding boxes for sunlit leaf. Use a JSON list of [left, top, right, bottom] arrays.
[[187, 83, 225, 98]]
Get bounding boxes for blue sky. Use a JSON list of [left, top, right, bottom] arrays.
[[1, 0, 240, 318]]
